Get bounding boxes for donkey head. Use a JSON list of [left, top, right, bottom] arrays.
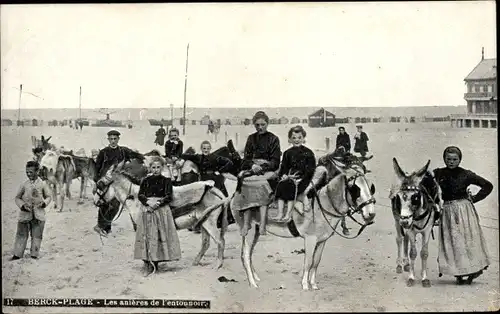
[[327, 158, 376, 223], [391, 158, 430, 228]]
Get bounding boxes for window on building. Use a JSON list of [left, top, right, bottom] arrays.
[[474, 85, 480, 92], [468, 84, 472, 93], [488, 85, 493, 93]]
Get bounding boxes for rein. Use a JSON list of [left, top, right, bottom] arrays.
[[397, 183, 437, 237], [313, 165, 375, 240], [97, 179, 133, 224]]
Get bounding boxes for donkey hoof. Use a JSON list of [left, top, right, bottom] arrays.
[[311, 284, 320, 290], [396, 265, 403, 273], [403, 264, 410, 272], [406, 278, 415, 287], [77, 200, 85, 205], [422, 279, 431, 288]]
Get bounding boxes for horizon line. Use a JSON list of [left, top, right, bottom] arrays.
[[1, 104, 466, 110]]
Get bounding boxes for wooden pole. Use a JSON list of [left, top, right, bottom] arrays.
[[182, 43, 190, 135], [18, 84, 22, 125], [325, 137, 330, 151], [79, 86, 82, 120]]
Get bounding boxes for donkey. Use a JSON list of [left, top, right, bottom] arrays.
[[389, 158, 443, 287], [230, 158, 377, 290], [93, 161, 230, 269], [39, 150, 76, 212]]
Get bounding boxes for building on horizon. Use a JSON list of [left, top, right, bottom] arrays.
[[308, 108, 336, 128], [451, 48, 497, 128]]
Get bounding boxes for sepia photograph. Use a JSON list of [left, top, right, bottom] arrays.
[[1, 2, 498, 312]]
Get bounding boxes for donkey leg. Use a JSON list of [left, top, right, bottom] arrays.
[[407, 233, 417, 287], [77, 178, 85, 204], [192, 227, 211, 266], [241, 223, 259, 288], [309, 241, 326, 290], [51, 182, 58, 210], [420, 231, 432, 287], [301, 236, 317, 290], [57, 183, 64, 212], [201, 211, 225, 269], [395, 221, 404, 273], [403, 232, 410, 272], [250, 224, 261, 281]]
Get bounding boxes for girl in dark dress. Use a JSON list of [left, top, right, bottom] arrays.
[[434, 146, 493, 285], [274, 126, 316, 222], [134, 157, 181, 276]]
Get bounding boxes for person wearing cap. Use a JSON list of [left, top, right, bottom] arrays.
[[92, 129, 145, 236], [353, 125, 370, 158]]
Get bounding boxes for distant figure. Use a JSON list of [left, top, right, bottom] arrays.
[[78, 121, 84, 131], [335, 127, 351, 152], [207, 120, 215, 134], [154, 124, 167, 146], [354, 125, 370, 157]]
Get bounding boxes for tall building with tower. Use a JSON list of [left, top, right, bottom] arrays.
[[451, 47, 497, 128]]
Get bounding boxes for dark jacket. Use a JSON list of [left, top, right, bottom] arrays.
[[336, 133, 351, 152], [241, 131, 281, 172], [433, 167, 493, 203], [138, 174, 173, 207], [180, 153, 233, 175], [94, 145, 144, 182], [354, 132, 369, 153], [165, 140, 184, 159]]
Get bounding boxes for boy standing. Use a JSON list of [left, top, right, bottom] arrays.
[[11, 161, 52, 260]]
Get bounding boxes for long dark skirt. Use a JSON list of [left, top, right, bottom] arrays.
[[438, 199, 490, 277], [275, 178, 309, 201], [134, 200, 181, 262]]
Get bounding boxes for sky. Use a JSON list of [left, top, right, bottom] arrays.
[[0, 2, 496, 110]]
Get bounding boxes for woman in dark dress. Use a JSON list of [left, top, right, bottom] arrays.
[[335, 127, 351, 152], [274, 126, 316, 221], [238, 111, 282, 235], [434, 146, 493, 285], [134, 157, 181, 276]]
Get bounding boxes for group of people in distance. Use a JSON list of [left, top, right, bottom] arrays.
[[10, 110, 494, 285]]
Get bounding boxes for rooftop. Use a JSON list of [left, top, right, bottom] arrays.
[[464, 58, 497, 81]]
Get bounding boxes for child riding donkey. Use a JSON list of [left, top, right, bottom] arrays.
[[164, 128, 184, 183], [179, 140, 236, 229], [274, 126, 316, 222]]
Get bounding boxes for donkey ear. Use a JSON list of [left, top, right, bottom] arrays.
[[392, 158, 406, 181], [415, 159, 431, 178], [331, 159, 347, 175]]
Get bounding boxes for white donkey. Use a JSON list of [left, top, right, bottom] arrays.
[[390, 158, 443, 287], [231, 158, 377, 290]]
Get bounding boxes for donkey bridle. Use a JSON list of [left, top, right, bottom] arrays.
[[398, 185, 434, 232], [313, 162, 376, 239]]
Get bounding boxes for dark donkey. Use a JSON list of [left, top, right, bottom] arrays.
[[175, 140, 242, 229]]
